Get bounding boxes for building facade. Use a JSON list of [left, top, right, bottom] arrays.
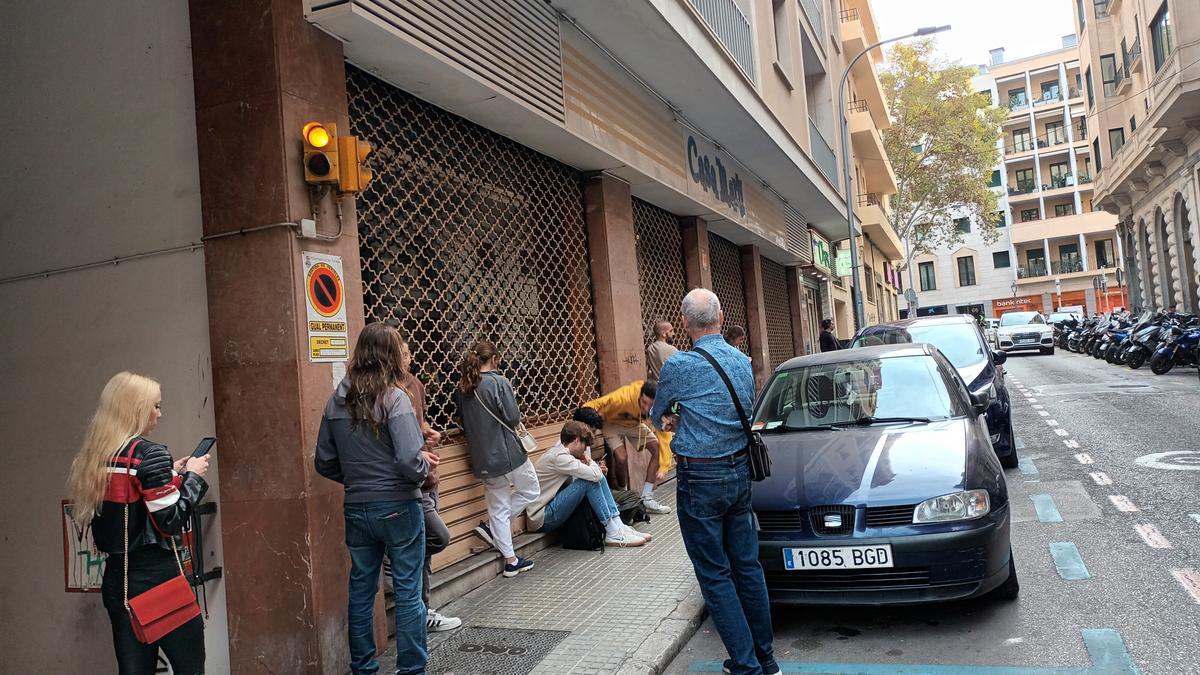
[[910, 39, 1123, 319], [0, 0, 900, 672], [1073, 0, 1200, 313]]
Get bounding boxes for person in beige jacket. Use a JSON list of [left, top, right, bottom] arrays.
[[525, 421, 651, 547]]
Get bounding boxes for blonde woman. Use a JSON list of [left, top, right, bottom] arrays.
[[67, 372, 210, 674]]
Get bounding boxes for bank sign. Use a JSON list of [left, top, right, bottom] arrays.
[[685, 134, 746, 217]]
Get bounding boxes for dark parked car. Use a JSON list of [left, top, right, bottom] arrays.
[[751, 344, 1017, 605], [851, 315, 1017, 469]]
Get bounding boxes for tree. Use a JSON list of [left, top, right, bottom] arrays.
[[879, 39, 1006, 275]]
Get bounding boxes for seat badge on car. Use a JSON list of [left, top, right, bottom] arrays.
[[824, 514, 843, 528]]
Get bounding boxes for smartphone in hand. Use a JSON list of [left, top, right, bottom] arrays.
[[191, 437, 217, 458]]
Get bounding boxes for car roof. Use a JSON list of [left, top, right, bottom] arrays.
[[859, 315, 977, 331], [776, 343, 937, 371]]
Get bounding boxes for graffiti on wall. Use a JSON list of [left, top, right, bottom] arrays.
[[62, 500, 106, 592]]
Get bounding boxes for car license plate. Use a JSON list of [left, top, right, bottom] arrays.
[[1017, 338, 1036, 344], [783, 545, 894, 570]]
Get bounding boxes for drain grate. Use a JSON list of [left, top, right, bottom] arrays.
[[426, 626, 570, 675]]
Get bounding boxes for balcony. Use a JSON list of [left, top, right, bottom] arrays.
[[1114, 62, 1132, 95], [1093, 0, 1110, 18], [856, 192, 904, 259], [1123, 35, 1143, 75], [848, 99, 898, 194], [1067, 86, 1083, 101], [688, 0, 756, 80], [1007, 96, 1030, 114], [839, 7, 865, 56], [1033, 91, 1062, 108], [1017, 257, 1086, 279], [1005, 128, 1072, 157], [810, 120, 839, 190], [1009, 210, 1117, 244]]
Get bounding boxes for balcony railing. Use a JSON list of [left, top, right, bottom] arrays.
[[1052, 258, 1086, 274], [1122, 35, 1143, 73], [1007, 173, 1081, 195], [840, 7, 859, 22], [848, 98, 869, 114], [856, 192, 881, 207], [1034, 91, 1062, 107], [1112, 62, 1130, 93], [810, 120, 839, 188], [1008, 96, 1030, 112], [1009, 181, 1038, 196], [1075, 122, 1089, 141], [689, 0, 756, 80], [1094, 0, 1110, 18], [1078, 174, 1093, 184], [1018, 262, 1048, 278], [1005, 129, 1071, 155]]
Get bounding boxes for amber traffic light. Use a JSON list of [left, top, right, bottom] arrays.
[[302, 122, 339, 184], [337, 135, 374, 194]]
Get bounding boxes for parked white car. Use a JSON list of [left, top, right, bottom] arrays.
[[996, 311, 1055, 355]]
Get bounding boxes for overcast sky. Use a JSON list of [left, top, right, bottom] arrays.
[[871, 0, 1077, 69]]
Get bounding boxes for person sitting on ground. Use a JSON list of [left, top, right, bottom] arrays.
[[582, 381, 673, 514], [525, 421, 649, 547]]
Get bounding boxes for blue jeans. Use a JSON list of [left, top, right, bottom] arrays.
[[344, 500, 426, 675], [541, 477, 620, 532], [676, 455, 776, 675]]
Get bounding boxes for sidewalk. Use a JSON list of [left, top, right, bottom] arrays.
[[381, 485, 706, 674]]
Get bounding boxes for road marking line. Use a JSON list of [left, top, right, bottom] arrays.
[[1074, 453, 1093, 464], [1031, 495, 1064, 522], [1089, 472, 1112, 485], [1081, 629, 1140, 674], [1026, 397, 1038, 402], [1050, 542, 1091, 580], [1015, 436, 1025, 450], [688, 661, 1092, 673], [1134, 523, 1172, 549], [1063, 439, 1080, 448], [1172, 569, 1200, 604], [1108, 495, 1139, 512], [1055, 428, 1070, 437], [1018, 458, 1039, 475], [1046, 419, 1059, 426], [1038, 410, 1050, 416], [1032, 404, 1044, 409], [1190, 514, 1200, 526]]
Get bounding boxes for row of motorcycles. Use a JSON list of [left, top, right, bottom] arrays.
[[1054, 310, 1200, 375]]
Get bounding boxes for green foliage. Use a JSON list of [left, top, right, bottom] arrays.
[[880, 39, 1006, 269]]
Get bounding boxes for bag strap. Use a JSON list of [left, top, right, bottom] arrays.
[[472, 382, 524, 438], [122, 439, 187, 612], [692, 347, 755, 448]]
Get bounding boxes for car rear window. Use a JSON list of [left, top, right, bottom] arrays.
[[753, 355, 964, 429], [851, 324, 986, 371]]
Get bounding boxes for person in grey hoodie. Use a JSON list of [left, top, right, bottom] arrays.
[[453, 340, 539, 577], [315, 323, 438, 675]]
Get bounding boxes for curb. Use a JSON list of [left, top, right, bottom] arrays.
[[615, 584, 707, 675]]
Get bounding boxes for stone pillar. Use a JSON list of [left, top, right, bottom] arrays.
[[583, 172, 645, 390], [786, 266, 811, 355], [681, 217, 713, 290], [1079, 233, 1089, 271], [740, 245, 771, 391], [188, 0, 362, 671]]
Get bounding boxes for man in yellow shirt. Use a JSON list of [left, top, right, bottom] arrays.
[[583, 380, 673, 514]]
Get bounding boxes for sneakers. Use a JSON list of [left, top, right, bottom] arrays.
[[502, 557, 534, 577], [643, 497, 672, 514], [473, 521, 495, 549], [621, 523, 652, 543], [722, 660, 780, 674], [604, 529, 647, 547], [426, 609, 462, 632]]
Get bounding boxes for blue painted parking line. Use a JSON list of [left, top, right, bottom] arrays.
[[1015, 436, 1026, 450], [1050, 542, 1091, 580], [1082, 629, 1141, 674], [1031, 494, 1063, 522], [1019, 457, 1039, 475]]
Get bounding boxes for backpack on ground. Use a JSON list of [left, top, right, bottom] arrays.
[[611, 489, 650, 525], [559, 500, 605, 552]]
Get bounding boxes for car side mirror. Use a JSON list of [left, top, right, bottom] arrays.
[[992, 350, 1008, 365], [969, 392, 989, 415]]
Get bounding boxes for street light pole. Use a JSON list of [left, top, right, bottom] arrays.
[[838, 24, 950, 332]]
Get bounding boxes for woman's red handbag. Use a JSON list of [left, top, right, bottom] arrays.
[[121, 441, 201, 644]]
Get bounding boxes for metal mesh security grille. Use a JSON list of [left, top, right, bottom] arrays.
[[633, 199, 687, 344], [708, 232, 749, 354], [348, 66, 600, 432], [761, 258, 795, 370]]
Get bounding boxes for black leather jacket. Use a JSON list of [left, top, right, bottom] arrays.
[[91, 437, 208, 556]]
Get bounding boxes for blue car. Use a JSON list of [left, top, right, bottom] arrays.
[[852, 315, 1017, 469], [751, 343, 1017, 605]]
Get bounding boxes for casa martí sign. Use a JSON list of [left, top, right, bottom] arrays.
[[685, 134, 746, 217]]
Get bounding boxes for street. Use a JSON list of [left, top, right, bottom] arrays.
[[666, 351, 1200, 674]]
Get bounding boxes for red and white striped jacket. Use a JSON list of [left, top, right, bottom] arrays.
[[91, 438, 208, 556]]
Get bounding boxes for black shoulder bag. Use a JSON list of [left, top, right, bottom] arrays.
[[692, 347, 771, 481]]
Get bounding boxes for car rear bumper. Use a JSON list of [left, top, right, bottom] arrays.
[[758, 505, 1011, 605]]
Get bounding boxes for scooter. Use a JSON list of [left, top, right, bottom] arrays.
[[1149, 326, 1200, 375]]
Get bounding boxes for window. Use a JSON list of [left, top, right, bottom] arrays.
[[1076, 0, 1086, 33], [1040, 81, 1061, 102], [771, 0, 794, 86], [1021, 208, 1041, 222], [1085, 67, 1095, 107], [1109, 127, 1126, 158], [1095, 239, 1115, 268], [1055, 203, 1076, 217], [1013, 127, 1033, 152], [957, 256, 977, 286], [995, 211, 1007, 228], [1050, 161, 1071, 187], [919, 261, 936, 291], [1151, 3, 1174, 72], [993, 251, 1011, 268], [864, 264, 875, 301], [988, 169, 1002, 187], [1046, 121, 1065, 145], [1078, 115, 1088, 140], [1008, 88, 1028, 109], [955, 217, 971, 234], [1101, 54, 1117, 96], [1093, 139, 1103, 171], [1130, 115, 1137, 132], [1015, 168, 1035, 191]]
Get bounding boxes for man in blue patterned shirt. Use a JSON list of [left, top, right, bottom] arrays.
[[651, 288, 777, 675]]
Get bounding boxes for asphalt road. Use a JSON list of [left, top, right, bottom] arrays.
[[666, 349, 1200, 675]]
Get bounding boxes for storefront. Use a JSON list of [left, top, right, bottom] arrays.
[[992, 294, 1045, 316]]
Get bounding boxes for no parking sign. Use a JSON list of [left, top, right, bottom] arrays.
[[303, 252, 348, 362]]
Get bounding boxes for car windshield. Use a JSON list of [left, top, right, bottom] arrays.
[[851, 324, 985, 370], [1048, 313, 1076, 323], [1000, 312, 1041, 327], [753, 355, 963, 430]]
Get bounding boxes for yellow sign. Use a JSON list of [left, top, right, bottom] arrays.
[[310, 336, 349, 360]]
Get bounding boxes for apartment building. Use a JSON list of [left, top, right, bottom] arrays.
[[1073, 0, 1200, 312], [1, 1, 901, 671], [912, 39, 1122, 319]]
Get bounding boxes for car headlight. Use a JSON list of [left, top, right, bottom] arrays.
[[914, 490, 991, 523]]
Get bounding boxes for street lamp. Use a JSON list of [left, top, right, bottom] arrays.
[[839, 24, 950, 332], [1010, 281, 1017, 298]]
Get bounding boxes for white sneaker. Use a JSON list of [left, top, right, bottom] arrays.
[[643, 498, 672, 514], [621, 523, 652, 542], [426, 609, 462, 632], [604, 529, 646, 547]]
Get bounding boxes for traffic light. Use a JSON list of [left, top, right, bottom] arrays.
[[337, 135, 374, 194], [302, 122, 339, 184]]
